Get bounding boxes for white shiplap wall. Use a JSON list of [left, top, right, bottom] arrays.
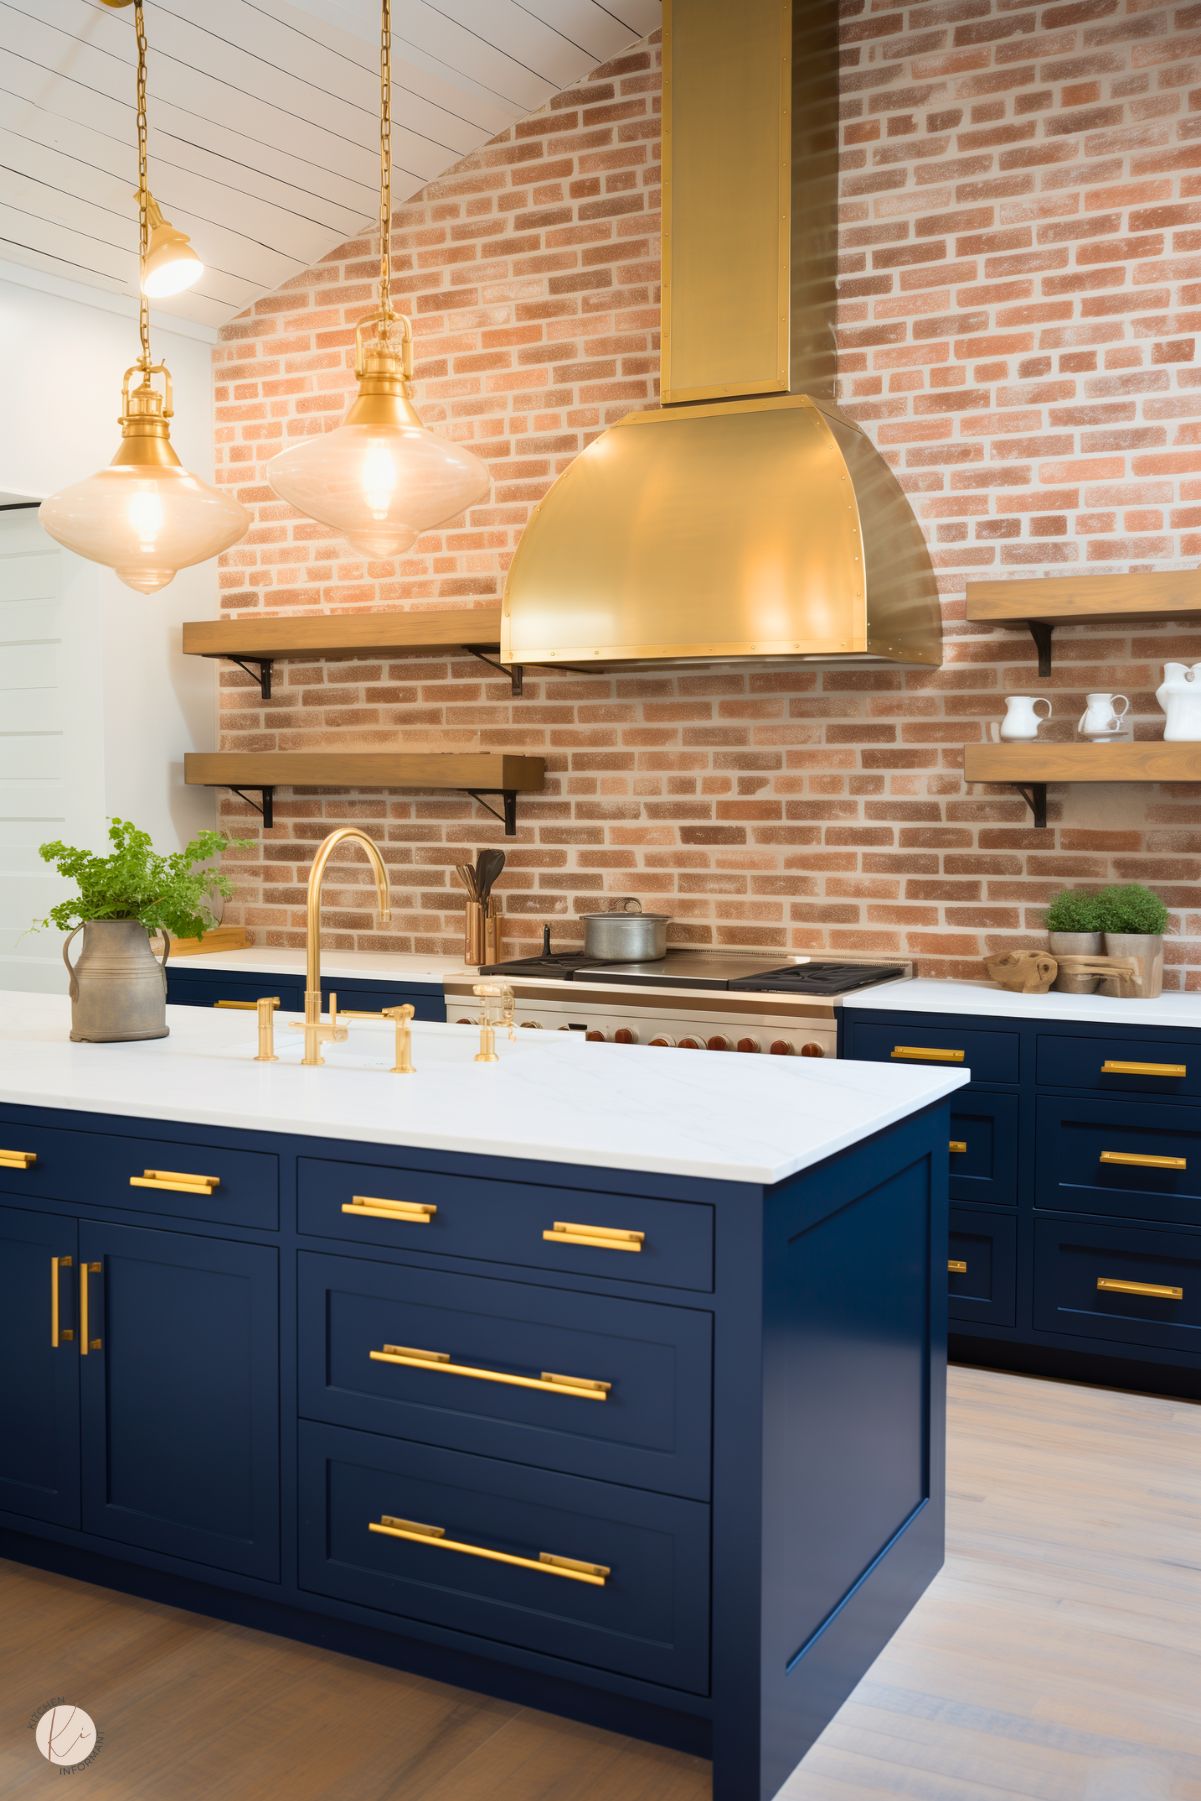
[[0, 0, 660, 330]]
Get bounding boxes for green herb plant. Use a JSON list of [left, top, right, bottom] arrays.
[[1045, 890, 1104, 934], [35, 818, 249, 941], [1095, 883, 1170, 937]]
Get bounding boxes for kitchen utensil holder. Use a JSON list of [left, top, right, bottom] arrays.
[[464, 900, 500, 967]]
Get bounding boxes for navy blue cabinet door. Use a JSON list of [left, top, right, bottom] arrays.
[[78, 1221, 279, 1580], [0, 1205, 80, 1528]]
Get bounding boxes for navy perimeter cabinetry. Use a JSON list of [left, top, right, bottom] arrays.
[[0, 1097, 951, 1801], [842, 1009, 1201, 1396], [165, 964, 443, 1021]]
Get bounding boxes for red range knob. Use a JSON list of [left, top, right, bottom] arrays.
[[456, 1017, 473, 1025], [520, 1021, 543, 1029], [585, 1029, 607, 1042], [736, 1037, 761, 1054], [649, 1035, 675, 1048], [799, 1042, 826, 1058], [678, 1036, 704, 1050], [706, 1035, 731, 1051], [614, 1028, 638, 1044], [769, 1040, 795, 1056]]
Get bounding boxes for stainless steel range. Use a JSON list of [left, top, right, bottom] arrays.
[[444, 950, 911, 1058]]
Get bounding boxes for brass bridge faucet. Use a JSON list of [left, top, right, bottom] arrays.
[[294, 828, 392, 1066]]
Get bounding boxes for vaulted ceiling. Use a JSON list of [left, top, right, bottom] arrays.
[[0, 0, 660, 331]]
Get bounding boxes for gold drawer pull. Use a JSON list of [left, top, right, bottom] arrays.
[[50, 1255, 74, 1348], [342, 1195, 436, 1224], [1101, 1060, 1186, 1078], [369, 1516, 610, 1586], [891, 1046, 965, 1064], [1099, 1150, 1188, 1172], [0, 1149, 37, 1169], [130, 1169, 220, 1195], [1096, 1277, 1183, 1302], [949, 1140, 967, 1155], [543, 1221, 645, 1253], [947, 1258, 968, 1275], [370, 1344, 611, 1401], [213, 997, 280, 1010], [80, 1260, 102, 1355]]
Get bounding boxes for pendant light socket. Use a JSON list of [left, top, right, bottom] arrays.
[[139, 191, 203, 298]]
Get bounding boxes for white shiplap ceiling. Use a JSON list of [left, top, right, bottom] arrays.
[[0, 0, 660, 330]]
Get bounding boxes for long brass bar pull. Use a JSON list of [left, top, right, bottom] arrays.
[[370, 1344, 611, 1402], [80, 1261, 102, 1355], [1099, 1150, 1187, 1172], [1101, 1060, 1187, 1079], [130, 1169, 220, 1195], [368, 1516, 610, 1586], [0, 1149, 37, 1169], [949, 1140, 967, 1155], [341, 1196, 435, 1224], [947, 1259, 968, 1275], [543, 1221, 645, 1253], [891, 1046, 965, 1064], [50, 1256, 74, 1347], [214, 997, 280, 1010], [1096, 1277, 1183, 1302]]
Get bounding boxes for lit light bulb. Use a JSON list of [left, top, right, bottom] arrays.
[[139, 193, 203, 299]]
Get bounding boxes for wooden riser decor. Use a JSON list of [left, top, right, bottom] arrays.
[[183, 752, 546, 837], [964, 741, 1201, 826], [965, 572, 1201, 675]]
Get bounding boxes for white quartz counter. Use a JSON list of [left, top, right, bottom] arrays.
[[841, 977, 1201, 1029], [0, 991, 967, 1186], [171, 946, 468, 984]]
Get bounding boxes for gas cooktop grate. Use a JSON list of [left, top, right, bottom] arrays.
[[728, 963, 907, 994]]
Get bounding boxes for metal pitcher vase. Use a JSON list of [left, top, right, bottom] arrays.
[[63, 919, 170, 1043]]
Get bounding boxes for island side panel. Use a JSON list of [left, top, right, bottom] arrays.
[[711, 1104, 950, 1801]]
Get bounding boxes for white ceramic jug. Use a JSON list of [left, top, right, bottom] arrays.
[[999, 695, 1052, 740], [1078, 692, 1129, 740], [1155, 662, 1201, 741]]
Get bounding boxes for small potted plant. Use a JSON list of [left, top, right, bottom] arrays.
[[1095, 883, 1170, 999], [35, 818, 248, 1043], [1045, 889, 1105, 994]]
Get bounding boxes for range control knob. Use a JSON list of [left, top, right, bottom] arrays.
[[520, 1020, 543, 1029], [769, 1040, 795, 1056], [585, 1029, 607, 1042], [799, 1042, 826, 1058], [649, 1034, 675, 1048], [614, 1028, 638, 1044], [706, 1035, 731, 1051], [678, 1036, 704, 1050], [736, 1037, 761, 1054], [456, 1017, 473, 1026]]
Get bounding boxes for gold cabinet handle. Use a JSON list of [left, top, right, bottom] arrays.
[[947, 1258, 968, 1275], [341, 1195, 436, 1224], [370, 1344, 611, 1402], [50, 1255, 74, 1348], [130, 1168, 220, 1195], [369, 1516, 610, 1586], [949, 1140, 967, 1154], [542, 1221, 645, 1253], [1099, 1150, 1188, 1172], [0, 1148, 37, 1169], [1101, 1060, 1187, 1078], [80, 1260, 102, 1355], [891, 1046, 965, 1064], [213, 997, 280, 1010], [1096, 1276, 1183, 1302]]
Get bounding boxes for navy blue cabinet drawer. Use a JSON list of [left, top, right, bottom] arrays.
[[166, 971, 303, 1012], [844, 1018, 1019, 1086], [298, 1422, 710, 1694], [1033, 1217, 1201, 1355], [298, 1253, 711, 1498], [948, 1207, 1016, 1328], [0, 1117, 278, 1229], [297, 1156, 713, 1292], [1036, 1096, 1201, 1229], [949, 1092, 1019, 1208], [328, 983, 442, 1023], [1037, 1033, 1198, 1099]]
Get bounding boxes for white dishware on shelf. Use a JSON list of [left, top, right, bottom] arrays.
[[1155, 661, 1201, 741], [998, 695, 1052, 741], [1077, 692, 1130, 741]]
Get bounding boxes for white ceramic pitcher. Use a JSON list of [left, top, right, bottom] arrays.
[[1078, 692, 1129, 740], [999, 695, 1052, 740], [1155, 662, 1201, 741]]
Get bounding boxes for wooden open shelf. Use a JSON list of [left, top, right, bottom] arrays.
[[184, 751, 546, 836], [964, 741, 1201, 826], [965, 572, 1201, 675], [181, 606, 527, 696]]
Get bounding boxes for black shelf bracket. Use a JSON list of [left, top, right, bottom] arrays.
[[228, 785, 275, 829], [1027, 621, 1054, 678], [1015, 782, 1048, 829], [466, 790, 520, 837], [463, 645, 523, 697], [227, 657, 273, 701]]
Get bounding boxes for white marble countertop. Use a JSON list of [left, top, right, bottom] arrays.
[[171, 946, 469, 984], [0, 991, 968, 1186], [842, 977, 1201, 1029]]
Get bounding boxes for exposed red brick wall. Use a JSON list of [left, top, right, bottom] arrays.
[[212, 6, 1201, 985]]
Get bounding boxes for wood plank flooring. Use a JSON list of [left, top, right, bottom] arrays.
[[0, 1367, 1197, 1801]]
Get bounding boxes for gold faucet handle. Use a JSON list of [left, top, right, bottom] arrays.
[[471, 982, 506, 1063], [254, 995, 278, 1062], [382, 1004, 416, 1075]]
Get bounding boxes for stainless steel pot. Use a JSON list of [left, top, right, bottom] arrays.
[[581, 898, 671, 962]]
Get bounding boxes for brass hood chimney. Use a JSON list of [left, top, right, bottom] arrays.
[[501, 0, 941, 669]]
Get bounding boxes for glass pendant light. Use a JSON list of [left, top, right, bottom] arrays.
[[266, 0, 489, 557], [40, 0, 248, 594]]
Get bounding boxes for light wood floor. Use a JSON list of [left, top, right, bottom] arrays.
[[0, 1368, 1197, 1801]]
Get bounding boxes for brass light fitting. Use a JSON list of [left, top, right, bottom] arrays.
[[139, 191, 203, 298]]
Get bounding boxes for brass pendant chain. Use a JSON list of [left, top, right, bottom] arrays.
[[378, 0, 392, 337], [134, 0, 151, 372]]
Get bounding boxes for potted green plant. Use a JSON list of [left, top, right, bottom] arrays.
[[35, 818, 248, 1043], [1045, 889, 1105, 994], [1095, 883, 1170, 999]]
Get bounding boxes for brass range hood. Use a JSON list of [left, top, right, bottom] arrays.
[[501, 0, 941, 669]]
